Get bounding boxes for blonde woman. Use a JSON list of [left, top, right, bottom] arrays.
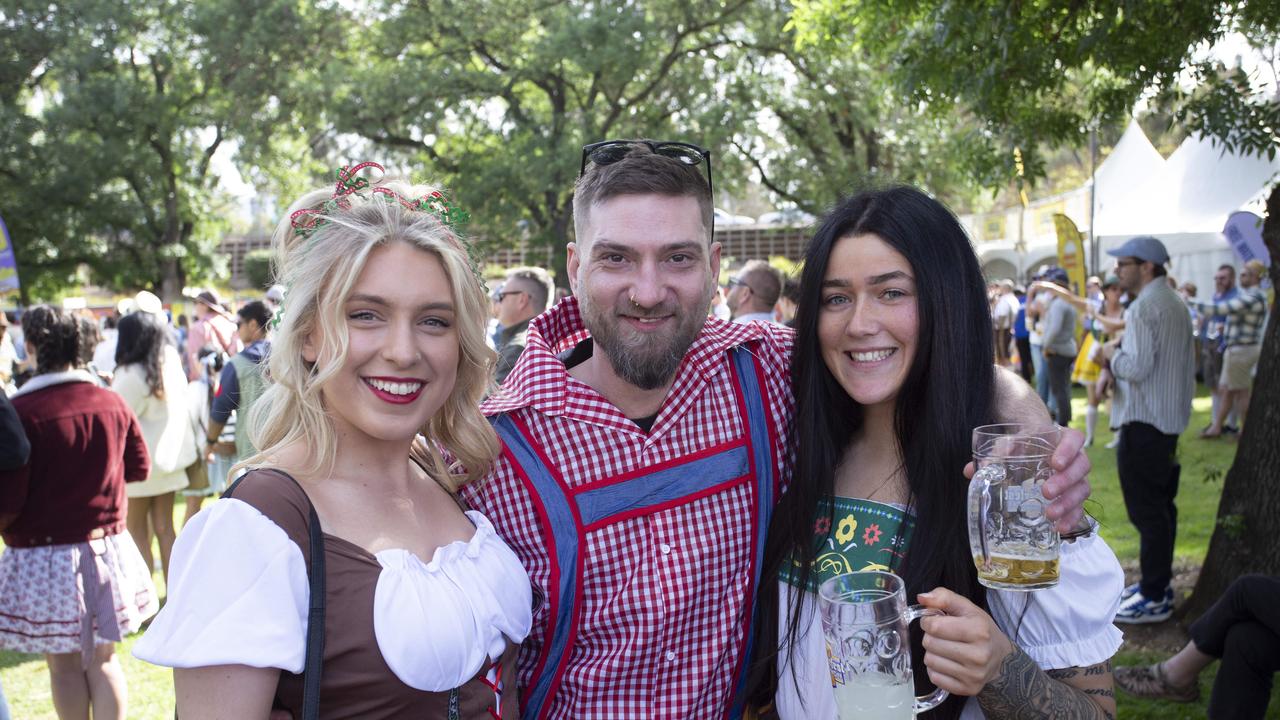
[[135, 164, 532, 718]]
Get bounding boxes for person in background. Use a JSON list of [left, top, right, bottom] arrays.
[[0, 388, 27, 470], [726, 259, 785, 323], [185, 290, 240, 382], [1115, 574, 1280, 719], [1012, 285, 1033, 384], [1196, 258, 1268, 438], [1200, 264, 1239, 433], [0, 305, 157, 720], [265, 284, 286, 315], [1032, 275, 1127, 447], [0, 387, 22, 720], [91, 313, 120, 376], [76, 315, 109, 386], [493, 266, 555, 385], [990, 279, 1016, 367], [1024, 268, 1055, 415], [0, 313, 15, 393], [175, 314, 190, 377], [1039, 267, 1078, 427], [775, 276, 801, 326], [181, 349, 226, 527], [1102, 236, 1195, 624], [206, 300, 271, 465], [710, 284, 732, 321], [113, 311, 196, 582], [487, 282, 504, 350]]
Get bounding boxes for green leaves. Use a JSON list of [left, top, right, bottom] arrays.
[[0, 0, 333, 301], [787, 0, 1277, 186]]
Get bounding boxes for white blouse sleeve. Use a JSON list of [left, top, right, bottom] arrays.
[[133, 498, 309, 672], [985, 532, 1125, 670]]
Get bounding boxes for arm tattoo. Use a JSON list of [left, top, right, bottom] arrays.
[[977, 648, 1112, 719], [1083, 688, 1115, 698]]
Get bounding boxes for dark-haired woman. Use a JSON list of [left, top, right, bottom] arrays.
[[763, 187, 1123, 719], [113, 311, 196, 582], [0, 305, 157, 720]]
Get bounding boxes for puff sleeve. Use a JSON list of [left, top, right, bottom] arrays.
[[985, 532, 1125, 670], [133, 498, 308, 672]]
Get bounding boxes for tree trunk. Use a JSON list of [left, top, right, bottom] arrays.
[[1182, 183, 1280, 620]]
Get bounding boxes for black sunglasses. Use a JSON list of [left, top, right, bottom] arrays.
[[580, 140, 715, 232]]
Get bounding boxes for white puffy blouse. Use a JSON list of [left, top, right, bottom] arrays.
[[134, 481, 533, 699], [774, 530, 1124, 720]]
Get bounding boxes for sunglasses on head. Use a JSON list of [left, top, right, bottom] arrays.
[[580, 139, 715, 230]]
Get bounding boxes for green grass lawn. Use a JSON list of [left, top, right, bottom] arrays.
[[2, 383, 1276, 718]]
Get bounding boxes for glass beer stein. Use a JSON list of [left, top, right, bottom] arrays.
[[968, 423, 1062, 591], [818, 571, 948, 720]]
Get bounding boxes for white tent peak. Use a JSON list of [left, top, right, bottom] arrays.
[[1162, 131, 1280, 232], [1092, 120, 1169, 237]]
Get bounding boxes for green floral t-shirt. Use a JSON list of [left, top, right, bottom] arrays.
[[778, 496, 915, 593]]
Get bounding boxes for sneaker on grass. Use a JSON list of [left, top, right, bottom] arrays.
[[1119, 581, 1140, 602], [1114, 663, 1199, 702], [1114, 587, 1173, 624]]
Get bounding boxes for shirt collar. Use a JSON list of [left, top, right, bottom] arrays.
[[733, 312, 777, 325], [482, 295, 773, 416], [12, 369, 98, 398]]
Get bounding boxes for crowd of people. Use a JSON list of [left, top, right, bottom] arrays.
[[0, 286, 278, 718], [0, 141, 1272, 719]]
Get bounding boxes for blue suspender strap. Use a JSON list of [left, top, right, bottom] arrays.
[[727, 345, 777, 720], [489, 414, 581, 720], [491, 343, 776, 720]]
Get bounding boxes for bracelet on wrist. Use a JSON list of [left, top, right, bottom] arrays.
[[1061, 518, 1097, 542]]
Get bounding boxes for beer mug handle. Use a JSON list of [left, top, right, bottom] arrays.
[[904, 605, 950, 713]]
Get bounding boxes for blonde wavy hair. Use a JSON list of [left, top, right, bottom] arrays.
[[233, 174, 499, 491]]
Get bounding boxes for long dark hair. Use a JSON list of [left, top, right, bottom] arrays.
[[753, 186, 996, 718], [115, 311, 172, 398]]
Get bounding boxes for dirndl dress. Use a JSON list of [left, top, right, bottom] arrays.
[[1072, 331, 1102, 385], [0, 531, 158, 659]]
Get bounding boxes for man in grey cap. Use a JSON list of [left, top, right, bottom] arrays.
[[1102, 235, 1195, 624]]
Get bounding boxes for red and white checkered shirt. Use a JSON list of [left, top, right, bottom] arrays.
[[462, 297, 794, 719]]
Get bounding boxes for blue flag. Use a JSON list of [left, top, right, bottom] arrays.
[[0, 214, 19, 294]]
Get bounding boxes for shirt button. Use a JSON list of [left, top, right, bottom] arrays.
[[665, 650, 677, 662], [659, 543, 672, 555]]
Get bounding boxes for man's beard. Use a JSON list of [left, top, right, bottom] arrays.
[[580, 285, 712, 391]]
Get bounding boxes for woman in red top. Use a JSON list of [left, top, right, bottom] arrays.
[[0, 305, 158, 720]]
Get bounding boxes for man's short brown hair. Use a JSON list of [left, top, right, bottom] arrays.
[[504, 266, 555, 313], [573, 141, 714, 244], [739, 259, 784, 307]]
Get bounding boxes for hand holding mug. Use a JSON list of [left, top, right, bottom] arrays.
[[918, 588, 1015, 696]]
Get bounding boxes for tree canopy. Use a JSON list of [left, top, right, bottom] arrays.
[[0, 0, 331, 301], [789, 0, 1280, 180]]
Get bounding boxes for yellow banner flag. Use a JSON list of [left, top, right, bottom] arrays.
[[1053, 214, 1087, 296]]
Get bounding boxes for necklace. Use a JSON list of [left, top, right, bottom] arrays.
[[863, 463, 905, 503]]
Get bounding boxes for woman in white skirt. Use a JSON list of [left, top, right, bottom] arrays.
[[112, 310, 195, 582], [0, 305, 158, 720]]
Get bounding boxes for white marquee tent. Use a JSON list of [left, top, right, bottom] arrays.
[[1095, 124, 1279, 297]]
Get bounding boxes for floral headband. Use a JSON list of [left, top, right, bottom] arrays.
[[288, 161, 471, 238], [270, 162, 484, 330]]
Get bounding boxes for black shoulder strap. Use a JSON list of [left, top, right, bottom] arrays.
[[224, 470, 325, 719]]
